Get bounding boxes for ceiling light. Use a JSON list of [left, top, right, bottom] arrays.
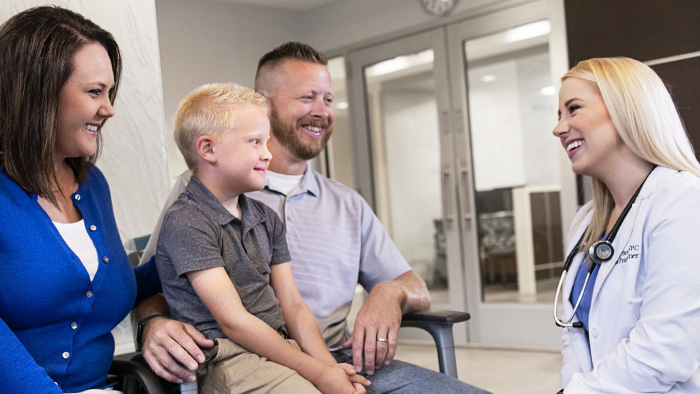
[[366, 50, 434, 78], [503, 20, 551, 43], [540, 86, 555, 95]]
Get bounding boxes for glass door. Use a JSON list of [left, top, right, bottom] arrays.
[[344, 0, 575, 348], [347, 29, 469, 341], [446, 0, 574, 348]]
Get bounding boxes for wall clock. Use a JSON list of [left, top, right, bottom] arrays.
[[420, 0, 457, 17]]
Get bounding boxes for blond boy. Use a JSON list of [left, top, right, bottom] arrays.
[[155, 83, 368, 394]]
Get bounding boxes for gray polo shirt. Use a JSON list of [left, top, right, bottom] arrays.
[[248, 165, 411, 349], [156, 176, 290, 340]]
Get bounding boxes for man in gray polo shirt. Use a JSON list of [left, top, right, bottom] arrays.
[[136, 42, 489, 394]]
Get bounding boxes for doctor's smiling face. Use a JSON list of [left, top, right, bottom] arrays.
[[553, 77, 630, 179]]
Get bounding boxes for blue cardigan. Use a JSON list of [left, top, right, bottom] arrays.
[[0, 167, 160, 393]]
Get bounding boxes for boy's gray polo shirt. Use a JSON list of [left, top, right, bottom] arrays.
[[248, 165, 411, 350], [156, 176, 291, 340]]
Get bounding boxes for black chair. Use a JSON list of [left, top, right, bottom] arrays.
[[402, 310, 470, 378], [113, 309, 469, 393], [109, 355, 165, 394]]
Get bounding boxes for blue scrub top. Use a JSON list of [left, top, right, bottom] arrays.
[[570, 261, 600, 332]]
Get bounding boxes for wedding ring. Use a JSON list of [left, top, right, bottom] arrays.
[[377, 337, 387, 342]]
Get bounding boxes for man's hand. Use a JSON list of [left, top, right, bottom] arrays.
[[141, 316, 214, 383], [342, 283, 402, 375], [342, 272, 430, 375]]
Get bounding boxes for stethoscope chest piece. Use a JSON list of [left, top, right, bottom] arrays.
[[589, 240, 614, 264]]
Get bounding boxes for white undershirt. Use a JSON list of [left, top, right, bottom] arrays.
[[266, 170, 303, 196], [53, 219, 99, 281]]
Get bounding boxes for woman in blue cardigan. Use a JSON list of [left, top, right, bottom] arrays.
[[0, 6, 158, 393]]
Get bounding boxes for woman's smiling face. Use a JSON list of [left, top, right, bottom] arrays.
[[553, 77, 626, 179], [54, 42, 115, 162]]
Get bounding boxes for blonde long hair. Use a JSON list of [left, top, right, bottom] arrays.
[[564, 57, 700, 251]]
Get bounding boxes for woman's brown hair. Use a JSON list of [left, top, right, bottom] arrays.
[[0, 6, 122, 202]]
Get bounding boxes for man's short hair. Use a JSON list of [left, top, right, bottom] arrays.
[[254, 42, 328, 97], [175, 83, 269, 169]]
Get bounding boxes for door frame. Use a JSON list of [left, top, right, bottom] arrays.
[[347, 28, 470, 342]]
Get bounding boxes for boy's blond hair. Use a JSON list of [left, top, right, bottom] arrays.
[[175, 83, 269, 169]]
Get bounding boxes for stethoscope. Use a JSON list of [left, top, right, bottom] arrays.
[[553, 166, 655, 328]]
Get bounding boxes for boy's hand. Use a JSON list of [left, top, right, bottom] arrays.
[[141, 317, 214, 383], [335, 363, 371, 391], [315, 365, 369, 394]]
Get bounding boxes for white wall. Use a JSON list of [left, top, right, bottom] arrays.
[[382, 86, 441, 273], [2, 0, 169, 246], [469, 60, 527, 191], [518, 52, 560, 187], [155, 0, 305, 183], [468, 53, 559, 191]]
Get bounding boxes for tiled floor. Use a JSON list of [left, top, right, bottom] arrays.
[[348, 287, 562, 393], [394, 341, 562, 394]]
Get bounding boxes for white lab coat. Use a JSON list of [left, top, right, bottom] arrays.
[[561, 166, 700, 393]]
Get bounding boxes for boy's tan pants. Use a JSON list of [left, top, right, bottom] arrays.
[[197, 337, 321, 394]]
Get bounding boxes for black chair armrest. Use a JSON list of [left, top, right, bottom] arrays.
[[401, 310, 470, 378], [110, 357, 165, 394], [402, 310, 470, 324]]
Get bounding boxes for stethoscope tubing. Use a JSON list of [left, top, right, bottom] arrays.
[[553, 232, 589, 328], [553, 166, 656, 328], [554, 271, 592, 328]]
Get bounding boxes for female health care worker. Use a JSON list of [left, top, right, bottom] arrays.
[[552, 57, 700, 393]]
